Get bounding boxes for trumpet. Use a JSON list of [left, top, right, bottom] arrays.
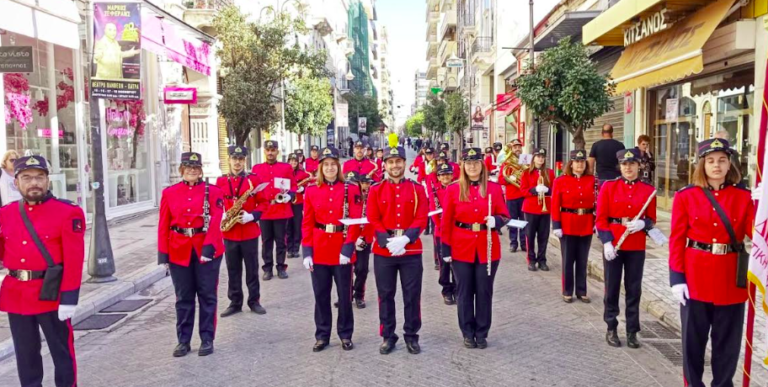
[[274, 190, 291, 204], [537, 175, 548, 212]]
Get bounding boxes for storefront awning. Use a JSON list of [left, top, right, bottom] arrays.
[[535, 11, 601, 50], [141, 2, 214, 76], [0, 0, 82, 50], [610, 0, 735, 94]]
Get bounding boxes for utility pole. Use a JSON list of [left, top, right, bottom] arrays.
[[529, 0, 535, 69]]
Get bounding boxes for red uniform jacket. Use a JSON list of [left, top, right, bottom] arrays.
[[521, 168, 556, 215], [425, 174, 450, 239], [410, 155, 424, 174], [305, 157, 319, 176], [551, 174, 596, 236], [293, 168, 312, 204], [0, 194, 85, 315], [374, 158, 384, 181], [498, 172, 525, 200], [417, 158, 436, 183], [251, 162, 296, 220], [343, 158, 379, 182], [484, 155, 498, 173], [441, 182, 509, 264], [301, 181, 363, 265], [215, 173, 266, 242], [158, 181, 225, 266], [596, 178, 656, 251], [366, 178, 429, 257], [669, 185, 754, 305]]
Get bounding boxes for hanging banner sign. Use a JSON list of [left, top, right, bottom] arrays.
[[163, 87, 197, 104], [0, 46, 33, 73], [91, 2, 142, 100]]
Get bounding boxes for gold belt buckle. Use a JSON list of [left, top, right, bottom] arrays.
[[711, 243, 728, 255], [17, 270, 31, 281], [621, 218, 630, 226], [471, 223, 482, 232], [577, 209, 588, 215], [325, 224, 336, 233], [392, 229, 405, 237]]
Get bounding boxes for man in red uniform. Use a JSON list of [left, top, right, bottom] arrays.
[[305, 145, 320, 177], [436, 151, 460, 181], [416, 147, 435, 183], [287, 154, 312, 259], [499, 139, 525, 252], [216, 146, 267, 318], [373, 148, 384, 181], [343, 141, 378, 182], [409, 146, 425, 175], [428, 162, 456, 304], [251, 140, 297, 280], [596, 148, 656, 349], [484, 147, 497, 175], [0, 155, 85, 387], [367, 146, 429, 355]]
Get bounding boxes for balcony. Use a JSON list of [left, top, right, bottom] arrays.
[[438, 41, 457, 66], [471, 36, 493, 68], [440, 0, 455, 12], [426, 40, 438, 61], [438, 9, 457, 41], [437, 67, 458, 92], [426, 22, 438, 42], [425, 0, 440, 22], [183, 0, 233, 31], [427, 57, 439, 80]]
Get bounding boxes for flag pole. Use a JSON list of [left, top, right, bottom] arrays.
[[744, 284, 756, 387]]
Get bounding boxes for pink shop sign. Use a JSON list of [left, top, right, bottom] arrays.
[[163, 87, 197, 104]]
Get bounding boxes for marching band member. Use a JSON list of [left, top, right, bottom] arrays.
[[441, 148, 509, 349], [440, 142, 450, 159], [428, 162, 457, 304], [483, 147, 495, 173], [551, 150, 595, 303], [158, 152, 225, 357], [669, 139, 754, 387], [305, 145, 320, 177], [295, 148, 306, 165], [437, 151, 460, 181], [499, 139, 525, 253], [367, 146, 429, 355], [251, 140, 296, 280], [351, 171, 375, 309], [301, 147, 363, 352], [409, 146, 425, 176], [520, 148, 555, 271], [0, 156, 85, 386], [343, 141, 379, 183], [417, 147, 436, 183], [216, 146, 268, 318], [287, 154, 311, 259], [596, 148, 656, 349], [365, 145, 375, 160], [374, 148, 385, 181]]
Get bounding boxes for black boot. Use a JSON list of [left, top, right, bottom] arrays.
[[249, 303, 267, 315], [262, 271, 273, 281], [355, 298, 366, 309], [198, 341, 214, 356], [476, 338, 488, 349], [606, 330, 621, 348], [277, 269, 289, 279], [627, 332, 640, 349], [443, 294, 456, 305], [405, 341, 421, 354], [527, 262, 538, 271], [341, 339, 354, 351], [313, 340, 329, 352], [463, 337, 477, 349], [538, 262, 550, 271], [173, 342, 191, 358], [220, 306, 242, 318], [509, 245, 517, 253], [379, 337, 398, 355]]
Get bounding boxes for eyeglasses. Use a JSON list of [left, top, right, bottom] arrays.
[[19, 175, 47, 184], [8, 159, 17, 162]]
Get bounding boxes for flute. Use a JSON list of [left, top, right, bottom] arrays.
[[487, 191, 492, 276], [614, 189, 657, 251]]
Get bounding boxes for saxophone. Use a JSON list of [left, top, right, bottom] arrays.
[[293, 175, 314, 203], [221, 179, 255, 232]]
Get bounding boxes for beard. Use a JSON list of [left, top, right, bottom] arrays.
[[22, 188, 45, 202], [387, 167, 404, 179]]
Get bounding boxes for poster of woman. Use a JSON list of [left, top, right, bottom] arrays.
[[91, 2, 142, 100]]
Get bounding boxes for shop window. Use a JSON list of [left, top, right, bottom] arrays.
[[105, 100, 151, 207]]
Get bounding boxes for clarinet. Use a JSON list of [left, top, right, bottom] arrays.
[[202, 182, 210, 232], [487, 191, 492, 276], [342, 183, 350, 238], [359, 188, 369, 250]]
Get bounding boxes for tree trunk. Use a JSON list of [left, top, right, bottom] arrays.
[[572, 126, 586, 150]]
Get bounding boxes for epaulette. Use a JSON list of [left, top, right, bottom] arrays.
[[55, 198, 78, 206], [448, 181, 459, 186], [733, 183, 750, 192], [370, 180, 384, 187], [677, 184, 695, 193]]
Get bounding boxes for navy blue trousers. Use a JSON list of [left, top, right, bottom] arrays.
[[374, 254, 423, 343], [224, 238, 260, 308], [9, 311, 76, 387], [169, 251, 222, 343], [311, 264, 354, 341]]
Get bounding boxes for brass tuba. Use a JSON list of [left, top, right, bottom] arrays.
[[501, 145, 524, 188], [221, 179, 255, 232]]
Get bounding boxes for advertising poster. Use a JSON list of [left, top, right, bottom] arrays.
[[471, 104, 485, 130], [91, 2, 142, 100]]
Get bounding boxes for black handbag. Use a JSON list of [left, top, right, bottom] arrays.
[[18, 201, 64, 301], [700, 188, 749, 288]]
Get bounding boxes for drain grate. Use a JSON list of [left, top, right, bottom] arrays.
[[101, 299, 151, 313], [74, 314, 127, 331], [647, 342, 685, 366], [639, 321, 680, 340]]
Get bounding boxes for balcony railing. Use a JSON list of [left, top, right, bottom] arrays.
[[471, 37, 492, 54], [183, 0, 233, 10]]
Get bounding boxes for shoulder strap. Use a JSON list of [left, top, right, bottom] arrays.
[[700, 187, 739, 246], [18, 201, 56, 268]]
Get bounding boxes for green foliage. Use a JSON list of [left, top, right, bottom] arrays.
[[422, 94, 446, 135], [213, 5, 329, 145], [444, 92, 468, 135], [405, 111, 425, 137], [344, 92, 381, 134], [516, 37, 615, 149], [285, 77, 334, 137]]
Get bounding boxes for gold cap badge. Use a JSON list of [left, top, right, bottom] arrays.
[[711, 139, 723, 148], [190, 154, 199, 161], [235, 147, 242, 153], [577, 151, 584, 157], [441, 164, 448, 170], [390, 148, 399, 155], [323, 148, 332, 155], [623, 151, 633, 159], [347, 172, 354, 178], [25, 157, 40, 166], [468, 149, 477, 156]]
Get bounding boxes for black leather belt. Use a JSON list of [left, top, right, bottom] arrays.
[[316, 223, 344, 233], [608, 217, 630, 225], [9, 269, 45, 281], [386, 229, 406, 237], [686, 239, 744, 255], [455, 222, 489, 232], [171, 226, 206, 237], [561, 207, 594, 215]]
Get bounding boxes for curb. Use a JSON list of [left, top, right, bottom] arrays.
[[0, 263, 166, 361]]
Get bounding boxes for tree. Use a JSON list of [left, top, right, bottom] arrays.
[[422, 94, 446, 136], [284, 77, 334, 139], [344, 92, 381, 135], [213, 5, 328, 145], [405, 110, 425, 137], [444, 92, 468, 135], [516, 37, 614, 150]]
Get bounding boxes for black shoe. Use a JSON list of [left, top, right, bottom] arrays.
[[262, 271, 273, 281], [538, 262, 550, 271], [220, 306, 242, 318], [443, 294, 456, 305], [434, 263, 440, 271], [341, 339, 354, 351], [577, 295, 591, 304], [198, 340, 214, 356], [173, 342, 191, 357], [463, 337, 477, 348], [313, 340, 329, 352], [476, 338, 488, 349], [355, 298, 366, 309], [277, 269, 289, 279], [509, 246, 518, 253], [249, 303, 267, 315], [521, 246, 527, 252], [527, 263, 538, 271], [405, 341, 421, 354], [563, 296, 573, 304], [379, 338, 398, 355], [606, 330, 621, 348], [627, 332, 640, 349]]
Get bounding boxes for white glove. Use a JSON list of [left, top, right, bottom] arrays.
[[58, 304, 76, 321], [239, 211, 255, 224], [443, 256, 452, 263], [386, 236, 410, 255], [222, 211, 228, 222], [339, 254, 351, 265], [626, 219, 645, 234], [390, 246, 407, 256], [355, 237, 366, 251], [553, 229, 563, 238], [508, 175, 516, 183], [753, 183, 764, 201], [671, 284, 689, 306], [298, 186, 305, 193], [200, 256, 213, 263], [535, 185, 549, 194], [603, 242, 617, 261], [303, 256, 313, 270], [485, 216, 496, 229]]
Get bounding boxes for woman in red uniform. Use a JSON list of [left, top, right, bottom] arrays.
[[669, 138, 754, 387], [287, 154, 311, 259], [158, 152, 225, 357], [552, 150, 595, 303], [301, 146, 363, 352], [520, 148, 555, 272], [441, 148, 509, 349]]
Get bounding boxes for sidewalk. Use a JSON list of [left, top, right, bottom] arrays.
[[0, 210, 164, 360]]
